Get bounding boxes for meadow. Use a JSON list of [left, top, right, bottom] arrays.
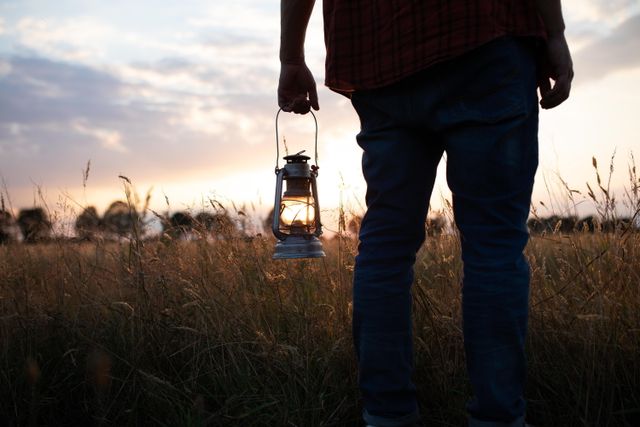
[[0, 222, 638, 426], [1, 154, 639, 426]]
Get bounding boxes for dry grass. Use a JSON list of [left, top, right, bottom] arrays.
[[1, 153, 639, 426], [0, 228, 638, 426]]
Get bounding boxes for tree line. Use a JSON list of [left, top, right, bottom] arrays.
[[527, 215, 638, 234], [0, 201, 240, 244], [337, 213, 637, 237], [1, 206, 637, 245]]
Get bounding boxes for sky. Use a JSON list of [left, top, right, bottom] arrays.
[[1, 0, 640, 231]]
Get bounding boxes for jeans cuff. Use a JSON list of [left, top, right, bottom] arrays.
[[468, 415, 525, 427], [363, 409, 421, 427]]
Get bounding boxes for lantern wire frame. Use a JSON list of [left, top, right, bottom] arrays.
[[275, 108, 319, 172]]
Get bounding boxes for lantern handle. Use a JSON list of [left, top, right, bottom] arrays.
[[275, 107, 319, 173]]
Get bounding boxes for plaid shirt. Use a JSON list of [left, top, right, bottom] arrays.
[[323, 0, 546, 93]]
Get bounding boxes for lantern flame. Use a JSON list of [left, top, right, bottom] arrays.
[[279, 196, 316, 228]]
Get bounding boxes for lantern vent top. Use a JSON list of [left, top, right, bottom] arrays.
[[284, 151, 310, 164]]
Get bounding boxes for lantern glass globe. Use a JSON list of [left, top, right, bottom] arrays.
[[279, 195, 316, 228]]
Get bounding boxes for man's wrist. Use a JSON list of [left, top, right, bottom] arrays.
[[279, 43, 305, 64], [280, 56, 305, 66]]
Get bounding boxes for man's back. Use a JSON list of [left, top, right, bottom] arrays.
[[323, 0, 545, 93]]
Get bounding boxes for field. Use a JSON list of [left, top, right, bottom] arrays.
[[0, 225, 638, 426]]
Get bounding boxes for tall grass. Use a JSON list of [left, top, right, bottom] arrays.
[[1, 228, 638, 426], [0, 236, 360, 426], [1, 153, 639, 426]]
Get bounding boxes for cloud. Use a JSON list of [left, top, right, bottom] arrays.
[[15, 17, 115, 62], [72, 120, 128, 153], [0, 54, 290, 191], [0, 56, 125, 123], [9, 16, 278, 99], [10, 15, 274, 70], [186, 2, 278, 33], [564, 0, 640, 49], [0, 59, 11, 77], [573, 14, 640, 84], [566, 0, 640, 26], [7, 11, 279, 96]]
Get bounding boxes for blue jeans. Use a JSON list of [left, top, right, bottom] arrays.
[[351, 37, 539, 427]]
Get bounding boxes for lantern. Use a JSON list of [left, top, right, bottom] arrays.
[[272, 109, 325, 259]]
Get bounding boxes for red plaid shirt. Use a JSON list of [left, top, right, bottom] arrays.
[[323, 0, 546, 93]]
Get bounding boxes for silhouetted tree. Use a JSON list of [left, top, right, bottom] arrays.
[[613, 217, 638, 232], [0, 210, 20, 244], [75, 206, 102, 240], [528, 215, 638, 235], [102, 201, 140, 239], [528, 215, 577, 234], [17, 207, 52, 243], [164, 211, 194, 240], [194, 211, 215, 234], [599, 216, 637, 233], [528, 216, 550, 234], [195, 211, 235, 238], [575, 215, 598, 233]]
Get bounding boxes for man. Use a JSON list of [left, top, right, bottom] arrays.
[[278, 1, 573, 426]]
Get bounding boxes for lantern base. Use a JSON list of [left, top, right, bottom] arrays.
[[273, 235, 325, 259]]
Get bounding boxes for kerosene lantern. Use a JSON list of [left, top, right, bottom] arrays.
[[272, 109, 325, 259]]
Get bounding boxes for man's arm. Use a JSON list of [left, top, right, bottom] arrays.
[[278, 0, 319, 114], [535, 0, 574, 109]]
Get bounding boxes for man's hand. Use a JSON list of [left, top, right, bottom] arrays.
[[278, 62, 319, 114], [537, 33, 574, 109]]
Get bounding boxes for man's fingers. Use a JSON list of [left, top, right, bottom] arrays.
[[290, 97, 311, 114], [538, 76, 552, 98], [278, 94, 315, 114], [540, 73, 572, 109], [278, 95, 292, 112], [278, 93, 308, 114], [292, 104, 311, 114]]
